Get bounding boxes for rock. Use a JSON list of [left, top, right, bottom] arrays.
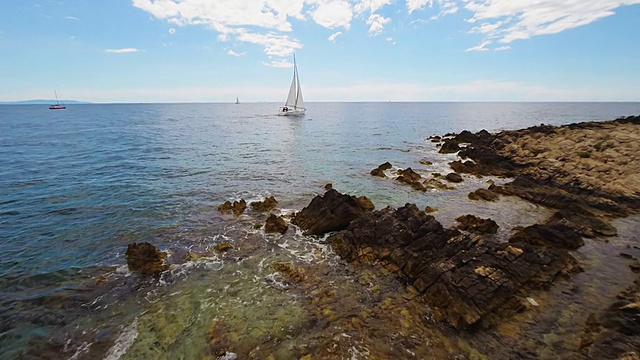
[[396, 167, 422, 182], [215, 243, 233, 252], [371, 162, 392, 177], [424, 206, 437, 213], [548, 209, 617, 237], [265, 214, 288, 234], [455, 215, 499, 235], [356, 196, 375, 212], [328, 203, 578, 329], [438, 141, 461, 154], [125, 242, 169, 276], [272, 262, 306, 282], [324, 183, 333, 190], [250, 196, 278, 212], [419, 159, 433, 166], [292, 189, 374, 236], [468, 188, 499, 202], [445, 172, 463, 183], [218, 199, 247, 216], [509, 223, 584, 250]]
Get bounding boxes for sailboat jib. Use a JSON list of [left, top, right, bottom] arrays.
[[278, 54, 305, 116]]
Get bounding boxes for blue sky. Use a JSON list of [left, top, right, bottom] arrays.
[[1, 0, 639, 102]]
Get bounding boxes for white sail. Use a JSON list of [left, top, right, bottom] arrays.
[[278, 54, 305, 116], [285, 74, 297, 107]]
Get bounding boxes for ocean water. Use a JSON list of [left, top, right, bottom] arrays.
[[1, 102, 639, 359]]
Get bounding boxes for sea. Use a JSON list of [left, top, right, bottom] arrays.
[[1, 102, 639, 359]]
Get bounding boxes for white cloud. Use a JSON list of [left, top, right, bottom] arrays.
[[354, 0, 394, 14], [406, 0, 432, 14], [236, 31, 302, 56], [105, 48, 141, 53], [385, 36, 397, 45], [463, 0, 640, 45], [227, 49, 247, 56], [465, 40, 490, 52], [328, 31, 342, 42], [307, 0, 353, 29], [495, 45, 510, 51], [65, 16, 79, 20], [168, 27, 176, 35], [366, 13, 390, 35]]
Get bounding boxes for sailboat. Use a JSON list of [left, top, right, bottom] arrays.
[[278, 54, 305, 116], [49, 90, 66, 110], [235, 97, 240, 104]]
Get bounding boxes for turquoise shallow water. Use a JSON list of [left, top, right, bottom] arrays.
[[1, 102, 639, 358]]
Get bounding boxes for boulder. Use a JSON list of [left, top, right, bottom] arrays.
[[125, 242, 169, 276], [455, 215, 499, 235], [468, 188, 499, 202], [397, 167, 422, 182], [291, 189, 374, 235], [445, 172, 463, 183], [265, 214, 288, 234], [370, 162, 392, 178]]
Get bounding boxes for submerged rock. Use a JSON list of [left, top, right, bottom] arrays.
[[218, 199, 247, 216], [509, 223, 584, 250], [125, 242, 169, 276], [292, 189, 374, 235], [328, 203, 578, 329], [468, 188, 499, 202]]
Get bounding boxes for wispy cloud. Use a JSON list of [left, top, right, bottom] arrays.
[[65, 16, 79, 21], [495, 45, 511, 51], [465, 40, 491, 52], [168, 28, 176, 35], [105, 48, 140, 53], [227, 49, 246, 57], [235, 31, 302, 57], [328, 31, 342, 42]]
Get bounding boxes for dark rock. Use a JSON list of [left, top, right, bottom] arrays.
[[265, 214, 288, 234], [324, 183, 333, 190], [438, 141, 461, 154], [445, 172, 463, 183], [328, 203, 578, 329], [397, 167, 422, 182], [468, 188, 499, 202], [371, 162, 393, 177], [419, 159, 433, 166], [424, 206, 437, 213], [455, 215, 499, 235], [509, 223, 584, 250], [548, 209, 617, 237], [292, 189, 374, 235], [218, 199, 247, 216], [125, 242, 169, 276], [250, 196, 278, 212]]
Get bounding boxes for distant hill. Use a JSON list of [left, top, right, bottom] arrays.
[[0, 99, 92, 105]]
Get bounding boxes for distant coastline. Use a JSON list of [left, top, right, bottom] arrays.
[[0, 100, 92, 105]]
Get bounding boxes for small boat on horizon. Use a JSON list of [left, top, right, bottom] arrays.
[[235, 97, 240, 104], [278, 54, 305, 116], [49, 90, 66, 110]]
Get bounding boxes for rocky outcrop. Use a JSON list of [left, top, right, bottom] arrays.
[[291, 189, 374, 235], [125, 242, 169, 276], [508, 223, 584, 250], [445, 172, 463, 183], [328, 203, 577, 329], [265, 214, 288, 234], [218, 199, 247, 216], [455, 215, 499, 235], [250, 196, 278, 212]]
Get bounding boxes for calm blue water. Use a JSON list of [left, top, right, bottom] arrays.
[[1, 102, 639, 358]]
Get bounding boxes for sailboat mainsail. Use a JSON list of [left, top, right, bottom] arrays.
[[278, 54, 305, 116]]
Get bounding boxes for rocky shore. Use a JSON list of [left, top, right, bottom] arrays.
[[288, 115, 640, 359], [122, 115, 640, 359]]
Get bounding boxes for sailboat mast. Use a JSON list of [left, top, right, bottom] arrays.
[[293, 54, 298, 108], [54, 90, 59, 105]]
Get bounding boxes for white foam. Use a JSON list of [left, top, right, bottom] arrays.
[[103, 318, 139, 360]]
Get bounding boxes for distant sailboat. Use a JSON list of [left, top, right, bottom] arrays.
[[278, 54, 305, 116], [235, 97, 240, 104], [49, 90, 66, 110]]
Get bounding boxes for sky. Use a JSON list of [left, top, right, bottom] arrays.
[[1, 0, 639, 103]]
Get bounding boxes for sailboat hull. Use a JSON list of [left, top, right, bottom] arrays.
[[278, 108, 305, 116], [49, 105, 66, 110]]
